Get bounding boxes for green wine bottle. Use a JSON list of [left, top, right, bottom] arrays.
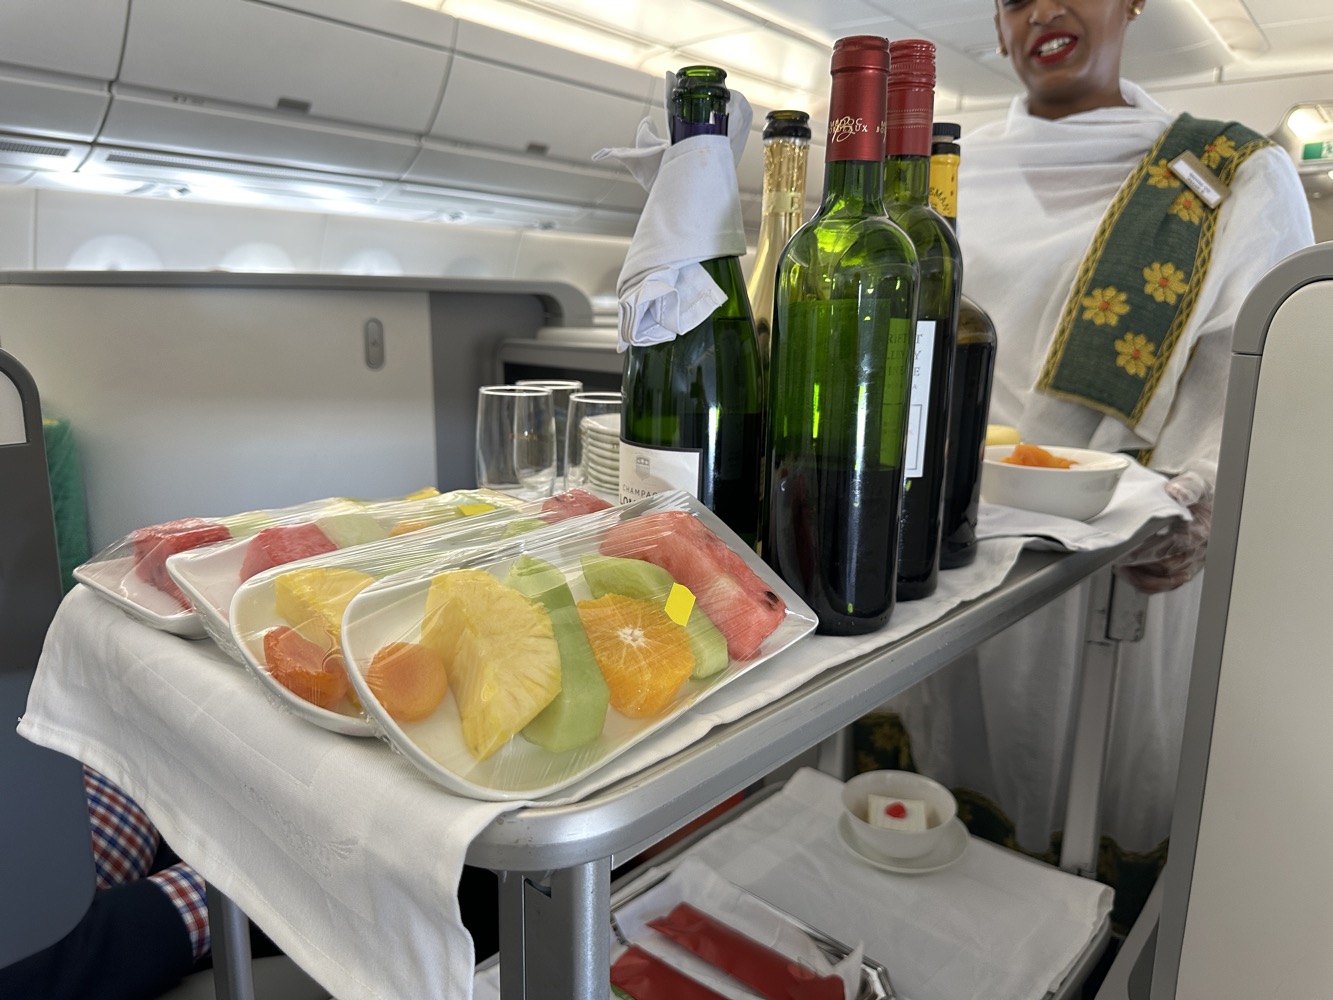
[[619, 66, 764, 547], [884, 39, 961, 602], [765, 36, 921, 636]]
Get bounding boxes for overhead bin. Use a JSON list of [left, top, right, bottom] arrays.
[[0, 67, 108, 145], [0, 0, 126, 143], [405, 139, 643, 218], [434, 23, 656, 166], [118, 0, 454, 135], [0, 0, 129, 80], [100, 88, 421, 179]]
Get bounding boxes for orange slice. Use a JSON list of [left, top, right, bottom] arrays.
[[576, 594, 695, 718], [365, 641, 449, 723], [1001, 443, 1077, 469], [262, 625, 350, 710]]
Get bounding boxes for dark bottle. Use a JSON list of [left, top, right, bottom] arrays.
[[931, 122, 998, 569], [765, 36, 920, 636], [884, 39, 961, 601], [746, 109, 813, 382], [619, 66, 765, 547]]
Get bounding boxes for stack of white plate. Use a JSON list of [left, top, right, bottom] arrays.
[[579, 413, 621, 497]]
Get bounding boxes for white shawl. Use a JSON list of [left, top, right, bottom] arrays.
[[958, 81, 1313, 484]]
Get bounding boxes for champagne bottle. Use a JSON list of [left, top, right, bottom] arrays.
[[884, 39, 960, 602], [766, 36, 920, 636], [619, 66, 765, 547], [746, 109, 812, 380], [931, 122, 998, 570]]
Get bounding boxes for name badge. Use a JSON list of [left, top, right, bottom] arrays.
[[1169, 150, 1230, 209]]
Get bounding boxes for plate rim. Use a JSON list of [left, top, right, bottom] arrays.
[[835, 812, 969, 875]]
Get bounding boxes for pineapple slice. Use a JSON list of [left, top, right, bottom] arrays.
[[421, 569, 561, 761], [273, 566, 376, 646]]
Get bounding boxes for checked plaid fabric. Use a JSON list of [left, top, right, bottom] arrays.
[[83, 766, 211, 961]]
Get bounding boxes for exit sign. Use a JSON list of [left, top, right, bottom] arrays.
[[1302, 140, 1333, 161]]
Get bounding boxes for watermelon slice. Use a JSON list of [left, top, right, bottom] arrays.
[[541, 488, 612, 523], [599, 511, 786, 661], [239, 522, 337, 581], [131, 517, 232, 609]]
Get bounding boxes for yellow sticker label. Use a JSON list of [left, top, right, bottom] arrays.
[[664, 583, 695, 627], [403, 486, 441, 501], [456, 503, 496, 517]]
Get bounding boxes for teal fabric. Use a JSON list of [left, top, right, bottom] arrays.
[[1036, 114, 1272, 428], [42, 417, 90, 594]]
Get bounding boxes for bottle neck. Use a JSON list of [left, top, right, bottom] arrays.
[[820, 159, 887, 217], [883, 154, 930, 208], [759, 137, 810, 219], [822, 59, 889, 215], [929, 146, 960, 230]]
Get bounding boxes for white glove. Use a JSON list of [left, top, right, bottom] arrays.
[[1114, 471, 1213, 594]]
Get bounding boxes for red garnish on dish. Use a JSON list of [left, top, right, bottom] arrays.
[[885, 801, 908, 819]]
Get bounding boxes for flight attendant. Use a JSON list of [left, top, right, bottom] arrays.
[[870, 0, 1314, 924]]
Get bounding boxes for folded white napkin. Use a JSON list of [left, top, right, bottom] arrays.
[[613, 857, 862, 1000], [977, 459, 1184, 552], [593, 73, 752, 353], [677, 768, 1111, 1000]]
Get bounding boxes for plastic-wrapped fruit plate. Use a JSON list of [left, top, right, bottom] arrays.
[[172, 488, 525, 660], [339, 491, 818, 801], [72, 495, 362, 638], [227, 490, 615, 735]]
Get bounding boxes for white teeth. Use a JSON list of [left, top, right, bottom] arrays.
[[1037, 37, 1072, 56]]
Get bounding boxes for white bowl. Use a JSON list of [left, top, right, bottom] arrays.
[[840, 770, 957, 861], [980, 444, 1130, 521]]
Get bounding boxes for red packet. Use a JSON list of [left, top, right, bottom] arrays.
[[648, 901, 843, 1000], [610, 944, 728, 999]]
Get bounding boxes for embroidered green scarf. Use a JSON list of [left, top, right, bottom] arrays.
[[1036, 113, 1272, 429]]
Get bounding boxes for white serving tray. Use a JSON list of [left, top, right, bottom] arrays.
[[339, 492, 818, 801]]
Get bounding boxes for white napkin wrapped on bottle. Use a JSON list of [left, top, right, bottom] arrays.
[[593, 73, 752, 353]]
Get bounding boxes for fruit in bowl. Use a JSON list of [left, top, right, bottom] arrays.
[[841, 770, 957, 861], [980, 443, 1131, 521]]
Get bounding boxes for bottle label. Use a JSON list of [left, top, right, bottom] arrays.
[[929, 153, 958, 219], [904, 319, 938, 480], [618, 440, 702, 505]]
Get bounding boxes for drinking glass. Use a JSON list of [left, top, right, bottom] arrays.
[[475, 385, 557, 500], [564, 390, 622, 502], [516, 379, 583, 480]]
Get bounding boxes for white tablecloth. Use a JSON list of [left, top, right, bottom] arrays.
[[16, 466, 1177, 1000], [477, 768, 1111, 1000]]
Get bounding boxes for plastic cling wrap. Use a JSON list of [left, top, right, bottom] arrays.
[[227, 489, 615, 736], [170, 488, 534, 657], [339, 492, 817, 799], [74, 494, 366, 637]]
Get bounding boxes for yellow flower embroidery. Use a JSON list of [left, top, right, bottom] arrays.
[[1115, 334, 1157, 378], [1200, 134, 1237, 169], [1169, 190, 1205, 224], [1081, 286, 1130, 326], [1143, 261, 1189, 304], [1146, 159, 1181, 188]]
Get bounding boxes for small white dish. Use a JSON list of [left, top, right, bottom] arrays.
[[836, 813, 969, 875]]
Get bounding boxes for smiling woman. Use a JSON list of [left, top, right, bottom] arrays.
[[866, 0, 1318, 931], [994, 0, 1142, 119]]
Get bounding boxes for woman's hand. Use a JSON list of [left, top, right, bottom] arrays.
[[1114, 471, 1213, 594]]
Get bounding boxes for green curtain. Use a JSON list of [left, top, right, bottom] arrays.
[[41, 417, 90, 594]]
